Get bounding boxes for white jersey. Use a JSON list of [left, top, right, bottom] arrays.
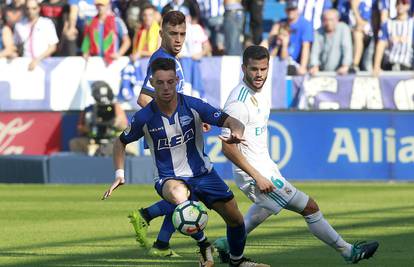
[[222, 81, 283, 183]]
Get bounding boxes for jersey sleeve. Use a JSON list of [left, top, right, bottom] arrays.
[[119, 113, 145, 145], [141, 65, 154, 94], [188, 96, 229, 127], [221, 101, 249, 137]]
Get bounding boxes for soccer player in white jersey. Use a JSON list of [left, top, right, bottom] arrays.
[[214, 45, 379, 264]]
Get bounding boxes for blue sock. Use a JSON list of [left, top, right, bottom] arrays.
[[146, 200, 176, 221], [156, 213, 176, 244], [191, 230, 206, 243], [227, 223, 246, 258]]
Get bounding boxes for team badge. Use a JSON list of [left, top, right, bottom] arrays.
[[179, 115, 193, 126], [250, 96, 258, 107], [214, 110, 222, 118]]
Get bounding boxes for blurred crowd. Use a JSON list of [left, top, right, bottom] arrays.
[[0, 0, 413, 75]]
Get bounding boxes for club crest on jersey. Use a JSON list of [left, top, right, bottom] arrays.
[[157, 129, 195, 150], [250, 96, 258, 107], [179, 115, 193, 127]]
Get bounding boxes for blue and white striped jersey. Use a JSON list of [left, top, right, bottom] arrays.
[[298, 0, 332, 30], [120, 94, 229, 180], [142, 48, 185, 95]]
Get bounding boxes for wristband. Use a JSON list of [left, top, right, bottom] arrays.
[[115, 169, 125, 178]]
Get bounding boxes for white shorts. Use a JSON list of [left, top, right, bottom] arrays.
[[234, 170, 309, 215]]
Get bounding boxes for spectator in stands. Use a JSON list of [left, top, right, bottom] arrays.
[[242, 0, 264, 45], [70, 81, 136, 156], [298, 0, 332, 30], [309, 9, 352, 75], [180, 7, 211, 60], [267, 21, 290, 60], [197, 0, 225, 55], [349, 0, 374, 71], [81, 0, 131, 65], [130, 3, 160, 61], [66, 0, 98, 56], [40, 0, 70, 56], [0, 5, 16, 58], [3, 0, 24, 28], [373, 0, 413, 76], [263, 0, 313, 75], [223, 0, 244, 55], [161, 0, 201, 22], [14, 0, 58, 71]]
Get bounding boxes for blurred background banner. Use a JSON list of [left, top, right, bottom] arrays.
[[1, 58, 414, 111], [0, 112, 61, 155], [294, 74, 414, 110]]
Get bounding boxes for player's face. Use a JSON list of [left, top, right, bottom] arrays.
[[242, 58, 269, 91], [150, 70, 178, 103], [160, 23, 186, 56]]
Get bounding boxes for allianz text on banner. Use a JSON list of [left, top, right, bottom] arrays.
[[200, 112, 414, 181]]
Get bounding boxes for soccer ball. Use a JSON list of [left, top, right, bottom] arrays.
[[172, 200, 208, 236]]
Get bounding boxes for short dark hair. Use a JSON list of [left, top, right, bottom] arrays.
[[162, 10, 185, 28], [242, 45, 270, 66], [151, 57, 176, 75]]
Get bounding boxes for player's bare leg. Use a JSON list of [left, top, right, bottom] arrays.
[[162, 180, 214, 266]]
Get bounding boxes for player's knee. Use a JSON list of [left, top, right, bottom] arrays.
[[227, 210, 244, 227], [162, 180, 190, 205], [301, 197, 319, 216]]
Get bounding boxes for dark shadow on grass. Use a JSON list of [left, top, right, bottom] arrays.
[[1, 208, 414, 267]]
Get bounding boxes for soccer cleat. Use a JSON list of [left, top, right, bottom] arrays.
[[147, 246, 181, 257], [128, 209, 150, 248], [213, 237, 230, 263], [344, 241, 379, 264], [229, 257, 270, 267], [198, 242, 215, 267]]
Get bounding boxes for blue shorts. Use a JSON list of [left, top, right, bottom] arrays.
[[155, 169, 234, 209]]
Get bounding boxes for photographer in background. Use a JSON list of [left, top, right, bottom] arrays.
[[70, 81, 136, 156]]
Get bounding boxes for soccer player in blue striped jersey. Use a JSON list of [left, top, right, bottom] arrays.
[[213, 45, 379, 265], [129, 10, 195, 258], [103, 57, 270, 267]]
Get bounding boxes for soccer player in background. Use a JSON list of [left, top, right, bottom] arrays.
[[103, 57, 270, 267], [213, 45, 379, 264], [128, 10, 210, 258]]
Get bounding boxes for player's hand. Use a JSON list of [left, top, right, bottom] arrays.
[[28, 58, 39, 71], [219, 132, 247, 145], [202, 123, 211, 132], [102, 176, 125, 200], [255, 176, 276, 194]]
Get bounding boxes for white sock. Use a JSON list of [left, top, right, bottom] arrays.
[[244, 204, 273, 234], [304, 211, 352, 257]]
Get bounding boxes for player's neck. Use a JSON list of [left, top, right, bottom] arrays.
[[161, 46, 178, 57], [155, 96, 178, 117]]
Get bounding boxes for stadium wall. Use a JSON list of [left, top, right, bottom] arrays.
[[1, 111, 413, 183]]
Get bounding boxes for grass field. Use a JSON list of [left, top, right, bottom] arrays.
[[1, 182, 414, 267]]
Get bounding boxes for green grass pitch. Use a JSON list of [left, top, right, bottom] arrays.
[[1, 182, 414, 267]]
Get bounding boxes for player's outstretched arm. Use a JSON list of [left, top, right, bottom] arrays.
[[219, 116, 246, 145], [102, 138, 127, 200]]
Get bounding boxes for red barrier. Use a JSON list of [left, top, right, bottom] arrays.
[[0, 112, 61, 155]]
